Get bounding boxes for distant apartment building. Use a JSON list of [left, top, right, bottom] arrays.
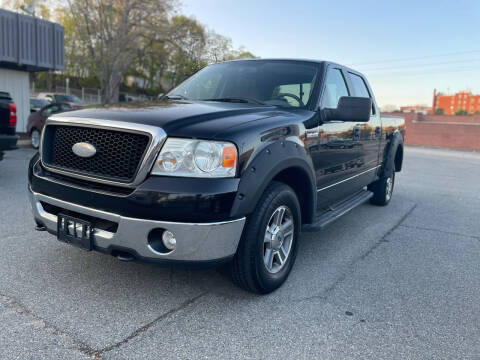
[[432, 89, 480, 115]]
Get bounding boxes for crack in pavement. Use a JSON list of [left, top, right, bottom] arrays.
[[98, 291, 208, 356], [0, 293, 96, 358], [399, 224, 480, 241], [1, 291, 209, 359]]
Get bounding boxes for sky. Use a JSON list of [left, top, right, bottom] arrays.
[[181, 0, 480, 109]]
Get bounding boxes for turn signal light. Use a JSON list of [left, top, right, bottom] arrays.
[[222, 146, 237, 168]]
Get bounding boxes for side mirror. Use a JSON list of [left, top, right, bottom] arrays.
[[323, 96, 371, 122]]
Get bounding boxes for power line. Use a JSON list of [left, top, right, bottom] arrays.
[[347, 50, 480, 66], [359, 58, 480, 72], [366, 66, 480, 78]]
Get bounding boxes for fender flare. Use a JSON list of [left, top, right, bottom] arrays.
[[230, 140, 316, 223], [381, 131, 403, 177]]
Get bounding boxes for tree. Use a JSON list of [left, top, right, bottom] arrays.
[[455, 109, 468, 116], [434, 108, 445, 115], [65, 0, 174, 104], [205, 31, 233, 63], [164, 16, 208, 88]]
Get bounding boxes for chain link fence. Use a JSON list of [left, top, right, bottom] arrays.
[[30, 86, 155, 104], [30, 86, 102, 105]]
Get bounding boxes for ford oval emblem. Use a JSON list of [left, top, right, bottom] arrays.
[[72, 142, 97, 158]]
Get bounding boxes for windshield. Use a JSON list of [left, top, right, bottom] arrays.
[[31, 99, 50, 108], [168, 60, 318, 108], [55, 95, 83, 104]]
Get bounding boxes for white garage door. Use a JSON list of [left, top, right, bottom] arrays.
[[0, 68, 30, 133]]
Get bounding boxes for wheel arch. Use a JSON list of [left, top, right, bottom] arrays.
[[230, 140, 316, 224], [394, 143, 403, 172], [381, 131, 404, 177]]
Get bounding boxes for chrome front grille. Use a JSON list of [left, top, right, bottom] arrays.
[[40, 117, 167, 187], [43, 125, 149, 182]]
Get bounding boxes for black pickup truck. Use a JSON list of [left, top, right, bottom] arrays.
[[0, 91, 19, 161], [28, 59, 405, 293]]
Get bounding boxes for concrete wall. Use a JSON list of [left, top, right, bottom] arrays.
[[0, 68, 30, 133], [390, 113, 480, 151]]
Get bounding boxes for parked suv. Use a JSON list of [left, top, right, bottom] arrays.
[[0, 91, 18, 161], [28, 59, 405, 293]]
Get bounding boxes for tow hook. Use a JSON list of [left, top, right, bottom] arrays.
[[115, 252, 135, 262], [35, 224, 46, 231]]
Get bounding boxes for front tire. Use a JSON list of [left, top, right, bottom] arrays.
[[30, 129, 41, 149], [230, 181, 301, 294]]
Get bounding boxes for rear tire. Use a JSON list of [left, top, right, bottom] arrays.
[[369, 169, 395, 206], [229, 181, 301, 294]]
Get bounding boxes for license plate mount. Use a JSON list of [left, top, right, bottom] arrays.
[[57, 213, 93, 251]]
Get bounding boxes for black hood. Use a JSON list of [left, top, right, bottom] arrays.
[[59, 100, 294, 139]]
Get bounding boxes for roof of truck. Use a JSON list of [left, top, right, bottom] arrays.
[[218, 58, 361, 74], [223, 58, 325, 64]]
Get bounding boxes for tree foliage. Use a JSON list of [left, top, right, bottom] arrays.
[[455, 109, 468, 116], [2, 0, 256, 103]]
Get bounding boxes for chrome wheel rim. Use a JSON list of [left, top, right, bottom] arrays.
[[263, 205, 294, 274], [31, 130, 40, 149], [385, 176, 393, 201]]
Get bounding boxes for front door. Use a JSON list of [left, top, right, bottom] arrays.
[[307, 66, 369, 210]]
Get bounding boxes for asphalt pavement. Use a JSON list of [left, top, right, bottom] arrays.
[[0, 146, 479, 359]]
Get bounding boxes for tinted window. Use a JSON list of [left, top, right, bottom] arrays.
[[349, 73, 375, 115], [348, 73, 370, 98], [321, 68, 349, 109], [60, 104, 72, 111], [30, 99, 50, 108], [41, 105, 60, 117], [55, 95, 83, 104], [169, 61, 318, 108]]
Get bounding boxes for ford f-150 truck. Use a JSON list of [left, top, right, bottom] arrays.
[[0, 91, 19, 161], [28, 59, 405, 294]]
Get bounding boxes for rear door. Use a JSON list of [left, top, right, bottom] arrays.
[[345, 72, 382, 181]]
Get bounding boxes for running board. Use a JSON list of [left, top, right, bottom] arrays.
[[302, 190, 373, 232]]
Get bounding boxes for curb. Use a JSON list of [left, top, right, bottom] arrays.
[[17, 140, 33, 149]]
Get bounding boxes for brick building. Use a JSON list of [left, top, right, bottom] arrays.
[[433, 89, 480, 115]]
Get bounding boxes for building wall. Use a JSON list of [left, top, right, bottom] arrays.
[[0, 9, 65, 71], [395, 113, 480, 151], [0, 68, 30, 133]]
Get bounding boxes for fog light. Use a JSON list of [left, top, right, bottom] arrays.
[[162, 230, 176, 250]]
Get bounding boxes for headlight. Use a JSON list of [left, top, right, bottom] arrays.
[[151, 138, 237, 178]]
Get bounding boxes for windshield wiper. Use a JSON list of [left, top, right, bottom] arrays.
[[201, 97, 266, 105]]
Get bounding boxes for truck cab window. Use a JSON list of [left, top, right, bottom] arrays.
[[321, 68, 349, 109], [348, 73, 375, 115]]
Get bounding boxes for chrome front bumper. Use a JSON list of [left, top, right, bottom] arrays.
[[29, 189, 245, 262]]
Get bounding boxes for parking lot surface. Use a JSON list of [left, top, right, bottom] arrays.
[[0, 146, 479, 359]]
